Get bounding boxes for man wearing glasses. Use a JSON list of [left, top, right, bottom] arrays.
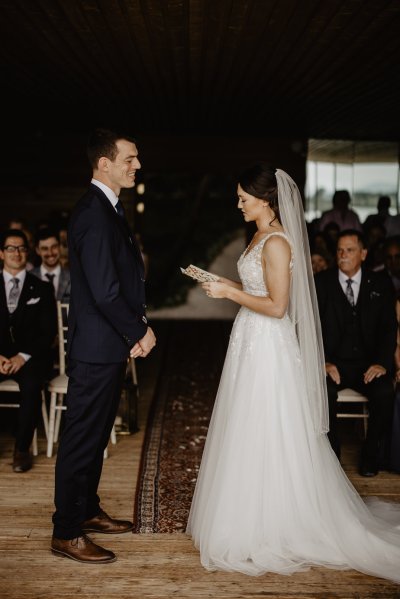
[[0, 229, 57, 472]]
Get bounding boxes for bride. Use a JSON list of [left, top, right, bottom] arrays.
[[186, 164, 400, 581]]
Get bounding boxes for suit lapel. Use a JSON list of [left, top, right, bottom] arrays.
[[12, 274, 36, 325], [331, 269, 346, 329], [91, 185, 145, 269], [0, 276, 8, 319], [358, 269, 371, 333]]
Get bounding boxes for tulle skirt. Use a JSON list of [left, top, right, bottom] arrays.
[[186, 307, 400, 581]]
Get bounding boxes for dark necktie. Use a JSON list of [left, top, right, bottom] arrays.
[[115, 200, 125, 219], [345, 278, 355, 306], [45, 272, 56, 289], [8, 277, 20, 313]]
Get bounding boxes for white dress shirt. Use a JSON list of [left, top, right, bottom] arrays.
[[2, 269, 30, 362], [91, 178, 119, 212], [40, 263, 61, 296], [338, 267, 362, 305]]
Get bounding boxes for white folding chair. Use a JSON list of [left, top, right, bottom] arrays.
[[0, 379, 48, 456], [46, 302, 117, 458], [46, 302, 69, 457], [337, 387, 369, 437]]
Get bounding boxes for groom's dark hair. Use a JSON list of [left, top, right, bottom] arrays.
[[87, 128, 136, 169]]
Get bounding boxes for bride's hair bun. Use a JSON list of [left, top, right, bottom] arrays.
[[238, 163, 280, 224]]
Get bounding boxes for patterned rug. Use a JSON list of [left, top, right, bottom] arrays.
[[133, 320, 230, 533]]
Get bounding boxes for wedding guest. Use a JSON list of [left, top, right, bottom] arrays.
[[319, 190, 362, 232], [383, 236, 400, 299], [363, 195, 391, 234], [31, 228, 71, 302], [0, 229, 57, 472], [315, 229, 397, 475], [311, 250, 330, 274], [364, 222, 387, 271], [7, 219, 36, 270]]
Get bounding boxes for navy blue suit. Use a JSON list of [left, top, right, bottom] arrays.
[[53, 184, 148, 539]]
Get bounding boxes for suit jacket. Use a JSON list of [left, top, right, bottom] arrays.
[[0, 271, 57, 360], [31, 266, 71, 302], [314, 267, 397, 372], [67, 183, 148, 363]]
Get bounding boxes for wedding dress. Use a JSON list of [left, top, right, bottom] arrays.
[[186, 232, 400, 581]]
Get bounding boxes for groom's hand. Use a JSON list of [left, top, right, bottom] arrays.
[[136, 327, 156, 358], [130, 342, 143, 359]]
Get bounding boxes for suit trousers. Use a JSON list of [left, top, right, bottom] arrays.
[[326, 363, 394, 466], [52, 359, 126, 539], [0, 359, 47, 452]]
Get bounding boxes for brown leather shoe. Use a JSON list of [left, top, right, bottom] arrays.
[[82, 509, 133, 534], [51, 534, 116, 563], [13, 450, 32, 473]]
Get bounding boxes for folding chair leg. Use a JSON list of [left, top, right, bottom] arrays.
[[41, 391, 49, 439], [110, 425, 117, 445], [363, 404, 368, 437], [32, 430, 38, 456], [47, 392, 57, 458], [54, 394, 64, 443]]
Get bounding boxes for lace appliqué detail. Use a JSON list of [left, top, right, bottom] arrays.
[[229, 232, 296, 360], [237, 232, 293, 297]]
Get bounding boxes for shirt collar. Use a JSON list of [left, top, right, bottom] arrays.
[[40, 264, 61, 278], [3, 269, 26, 286], [338, 267, 362, 285], [91, 178, 119, 208]]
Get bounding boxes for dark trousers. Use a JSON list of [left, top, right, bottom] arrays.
[[326, 363, 394, 467], [0, 359, 46, 452], [52, 359, 126, 539], [390, 385, 400, 473]]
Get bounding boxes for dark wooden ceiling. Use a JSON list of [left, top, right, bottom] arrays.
[[1, 0, 399, 140]]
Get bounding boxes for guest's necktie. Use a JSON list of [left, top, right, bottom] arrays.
[[115, 200, 125, 219], [45, 272, 56, 289], [345, 278, 355, 306], [8, 277, 20, 313]]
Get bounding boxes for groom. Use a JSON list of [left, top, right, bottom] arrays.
[[52, 129, 156, 563]]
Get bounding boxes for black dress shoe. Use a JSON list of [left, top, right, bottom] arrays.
[[359, 462, 378, 477], [13, 451, 32, 473]]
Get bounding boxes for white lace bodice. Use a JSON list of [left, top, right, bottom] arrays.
[[237, 232, 293, 297]]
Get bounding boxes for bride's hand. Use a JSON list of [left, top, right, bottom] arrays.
[[202, 281, 228, 299]]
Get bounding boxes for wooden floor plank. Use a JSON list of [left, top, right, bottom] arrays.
[[1, 323, 400, 598]]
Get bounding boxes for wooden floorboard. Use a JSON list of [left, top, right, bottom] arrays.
[[1, 321, 400, 598]]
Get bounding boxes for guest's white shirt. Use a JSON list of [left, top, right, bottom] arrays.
[[338, 267, 362, 305], [2, 269, 30, 362], [91, 178, 119, 212], [40, 263, 61, 295]]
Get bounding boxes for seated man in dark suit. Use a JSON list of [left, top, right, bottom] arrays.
[[0, 229, 57, 472], [315, 229, 397, 476], [31, 228, 71, 302]]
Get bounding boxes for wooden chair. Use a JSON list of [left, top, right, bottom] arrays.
[[0, 379, 48, 456], [337, 388, 369, 437], [46, 302, 117, 458]]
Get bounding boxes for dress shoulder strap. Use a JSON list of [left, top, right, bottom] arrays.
[[263, 231, 289, 242], [262, 232, 294, 270]]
